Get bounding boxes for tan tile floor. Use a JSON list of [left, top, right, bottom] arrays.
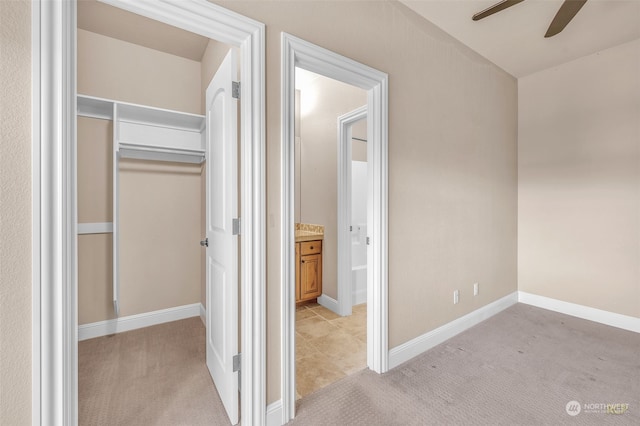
[[295, 303, 367, 399]]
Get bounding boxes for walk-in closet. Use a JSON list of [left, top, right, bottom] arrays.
[[76, 1, 236, 423]]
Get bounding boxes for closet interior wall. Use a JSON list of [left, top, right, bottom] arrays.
[[77, 27, 230, 325]]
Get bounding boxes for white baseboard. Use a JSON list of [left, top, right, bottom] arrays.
[[317, 294, 340, 315], [353, 288, 367, 306], [266, 399, 283, 426], [199, 303, 206, 326], [518, 291, 640, 333], [78, 303, 201, 341], [389, 292, 518, 370]]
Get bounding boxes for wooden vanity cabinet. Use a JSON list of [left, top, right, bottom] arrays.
[[296, 240, 322, 304]]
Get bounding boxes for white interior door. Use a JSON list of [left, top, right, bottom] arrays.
[[205, 49, 239, 425]]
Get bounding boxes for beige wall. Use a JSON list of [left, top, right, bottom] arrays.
[[119, 160, 202, 315], [518, 39, 640, 318], [78, 234, 115, 324], [78, 117, 113, 223], [215, 0, 518, 403], [77, 117, 114, 324], [352, 119, 367, 162], [298, 74, 367, 299], [77, 31, 205, 324], [78, 29, 202, 114], [0, 1, 31, 423]]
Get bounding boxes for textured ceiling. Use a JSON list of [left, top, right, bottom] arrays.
[[401, 0, 640, 77], [79, 0, 640, 76]]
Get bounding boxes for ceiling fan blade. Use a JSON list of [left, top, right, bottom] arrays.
[[472, 0, 526, 21], [545, 0, 588, 38]]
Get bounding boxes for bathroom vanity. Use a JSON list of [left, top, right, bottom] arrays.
[[295, 224, 324, 304]]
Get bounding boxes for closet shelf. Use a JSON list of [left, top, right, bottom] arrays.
[[77, 94, 206, 164], [77, 94, 205, 130]]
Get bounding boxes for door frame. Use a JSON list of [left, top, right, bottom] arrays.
[[31, 1, 266, 424], [337, 106, 368, 317], [281, 33, 388, 423]]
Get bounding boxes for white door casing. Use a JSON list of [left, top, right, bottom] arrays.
[[281, 33, 389, 424], [206, 49, 239, 425], [33, 1, 266, 425], [337, 106, 367, 317]]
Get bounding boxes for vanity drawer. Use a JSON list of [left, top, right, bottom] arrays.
[[300, 240, 322, 255]]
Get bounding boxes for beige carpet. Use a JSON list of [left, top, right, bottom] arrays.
[[290, 304, 640, 425], [80, 305, 639, 425], [79, 317, 230, 426]]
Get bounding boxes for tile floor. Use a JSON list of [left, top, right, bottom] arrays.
[[295, 303, 367, 399]]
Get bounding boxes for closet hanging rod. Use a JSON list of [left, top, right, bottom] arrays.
[[119, 143, 205, 164], [120, 142, 205, 155]]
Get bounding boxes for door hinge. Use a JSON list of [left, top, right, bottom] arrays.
[[366, 236, 370, 245], [232, 218, 241, 235], [233, 353, 241, 372], [233, 353, 241, 392], [349, 225, 353, 232], [232, 81, 240, 99]]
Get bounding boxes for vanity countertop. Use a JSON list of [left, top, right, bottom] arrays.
[[295, 230, 324, 242], [295, 223, 324, 242]]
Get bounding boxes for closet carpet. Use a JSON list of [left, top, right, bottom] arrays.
[[79, 317, 230, 426], [290, 304, 640, 426]]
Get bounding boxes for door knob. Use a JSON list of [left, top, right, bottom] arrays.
[[200, 238, 208, 247]]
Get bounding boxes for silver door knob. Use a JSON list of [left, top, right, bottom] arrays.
[[200, 238, 208, 247]]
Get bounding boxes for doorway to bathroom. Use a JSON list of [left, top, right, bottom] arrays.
[[281, 33, 389, 423], [293, 68, 368, 399]]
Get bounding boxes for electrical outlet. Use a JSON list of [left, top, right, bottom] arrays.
[[453, 290, 459, 304], [473, 283, 479, 296]]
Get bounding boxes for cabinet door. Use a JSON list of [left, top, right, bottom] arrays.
[[300, 253, 322, 300], [295, 242, 301, 302]]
